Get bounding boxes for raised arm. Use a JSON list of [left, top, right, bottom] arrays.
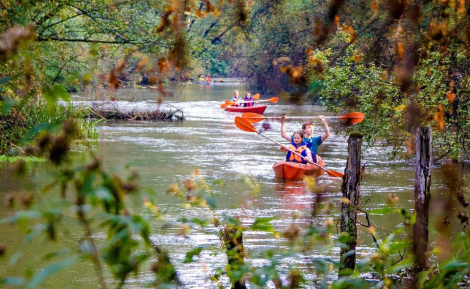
[[280, 115, 291, 141], [319, 115, 330, 142]]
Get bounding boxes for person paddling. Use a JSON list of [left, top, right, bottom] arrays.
[[230, 90, 240, 107], [243, 92, 254, 107], [280, 115, 330, 162], [285, 130, 313, 164]]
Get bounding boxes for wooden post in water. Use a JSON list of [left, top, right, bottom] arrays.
[[413, 127, 432, 277], [339, 133, 363, 276], [223, 226, 246, 289]]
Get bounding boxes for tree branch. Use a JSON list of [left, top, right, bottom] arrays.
[[38, 13, 83, 37], [36, 36, 132, 44], [211, 24, 235, 44], [202, 19, 219, 39], [34, 3, 65, 27]]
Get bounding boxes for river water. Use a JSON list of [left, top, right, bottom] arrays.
[[1, 82, 468, 288]]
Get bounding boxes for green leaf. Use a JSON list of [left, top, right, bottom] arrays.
[[184, 247, 204, 263], [43, 84, 70, 113], [9, 252, 23, 266], [368, 207, 395, 215], [390, 256, 413, 273], [0, 277, 25, 286], [388, 241, 410, 252], [0, 98, 15, 115], [26, 256, 78, 289], [441, 260, 470, 271], [51, 84, 70, 101], [90, 44, 100, 56], [332, 278, 369, 289], [250, 217, 277, 232], [204, 195, 217, 210], [0, 76, 10, 85], [211, 179, 225, 186]]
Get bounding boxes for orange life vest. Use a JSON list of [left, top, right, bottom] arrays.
[[285, 142, 309, 164]]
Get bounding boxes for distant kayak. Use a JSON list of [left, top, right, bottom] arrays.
[[224, 105, 267, 114], [272, 156, 326, 180]]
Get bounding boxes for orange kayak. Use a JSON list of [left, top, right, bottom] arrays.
[[272, 156, 326, 180], [224, 105, 267, 114]]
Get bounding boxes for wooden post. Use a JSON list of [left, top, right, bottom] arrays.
[[413, 127, 432, 276], [339, 133, 363, 275], [223, 226, 246, 289]]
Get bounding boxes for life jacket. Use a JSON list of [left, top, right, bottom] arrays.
[[291, 135, 320, 162], [230, 96, 240, 107], [243, 96, 254, 107], [285, 141, 309, 164]]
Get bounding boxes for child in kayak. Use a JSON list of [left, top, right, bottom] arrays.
[[243, 92, 254, 107], [285, 130, 313, 164], [280, 115, 330, 162], [230, 90, 240, 107]]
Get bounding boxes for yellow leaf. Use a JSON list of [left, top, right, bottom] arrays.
[[394, 104, 407, 111]]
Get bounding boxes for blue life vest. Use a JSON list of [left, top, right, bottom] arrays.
[[286, 141, 309, 164]]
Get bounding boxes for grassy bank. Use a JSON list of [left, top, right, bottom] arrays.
[[0, 101, 100, 155]]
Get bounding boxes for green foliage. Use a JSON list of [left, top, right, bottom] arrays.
[[43, 84, 70, 113], [0, 155, 45, 164], [308, 27, 470, 161], [0, 96, 98, 154], [241, 0, 317, 92]]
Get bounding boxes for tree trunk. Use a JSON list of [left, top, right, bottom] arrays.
[[339, 133, 363, 276], [413, 127, 432, 276]]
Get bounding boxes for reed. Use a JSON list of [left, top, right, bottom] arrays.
[[0, 101, 100, 155]]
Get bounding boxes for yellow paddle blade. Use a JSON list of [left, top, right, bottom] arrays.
[[253, 93, 260, 100], [241, 112, 265, 123], [338, 112, 365, 124], [235, 116, 258, 133]]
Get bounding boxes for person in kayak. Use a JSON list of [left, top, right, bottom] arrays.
[[243, 92, 254, 107], [280, 115, 330, 162], [285, 130, 313, 164], [230, 90, 240, 107]]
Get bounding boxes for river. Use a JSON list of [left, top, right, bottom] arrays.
[[1, 81, 468, 288]]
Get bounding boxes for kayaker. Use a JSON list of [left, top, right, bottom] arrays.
[[230, 90, 240, 107], [285, 130, 313, 164], [243, 92, 254, 107], [280, 115, 330, 162]]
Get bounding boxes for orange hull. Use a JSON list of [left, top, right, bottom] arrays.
[[272, 156, 326, 180]]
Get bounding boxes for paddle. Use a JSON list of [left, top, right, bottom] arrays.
[[241, 112, 365, 124], [221, 97, 278, 109], [234, 116, 344, 178]]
